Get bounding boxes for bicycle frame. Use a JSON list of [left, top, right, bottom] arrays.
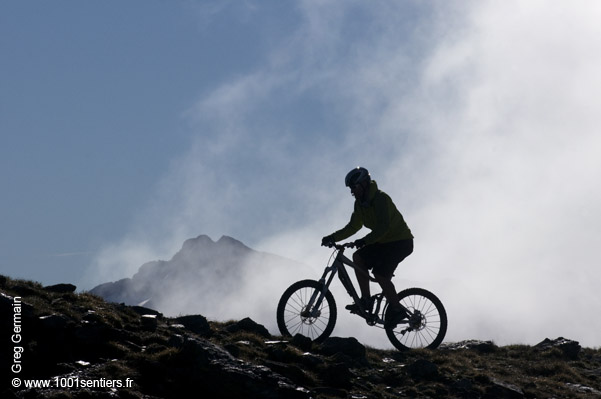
[[303, 245, 388, 326]]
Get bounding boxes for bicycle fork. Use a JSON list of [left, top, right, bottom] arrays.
[[302, 264, 339, 319]]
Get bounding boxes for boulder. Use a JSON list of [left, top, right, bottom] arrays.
[[534, 337, 581, 359], [175, 314, 211, 336], [44, 283, 76, 293], [319, 337, 367, 362], [226, 317, 271, 337], [291, 333, 313, 352]]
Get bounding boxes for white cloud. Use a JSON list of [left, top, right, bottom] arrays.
[[397, 1, 601, 347], [87, 1, 601, 348]]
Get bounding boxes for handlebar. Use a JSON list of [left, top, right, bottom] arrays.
[[322, 242, 358, 250], [321, 241, 376, 282]]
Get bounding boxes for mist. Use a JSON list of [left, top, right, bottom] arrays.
[[84, 2, 601, 348]]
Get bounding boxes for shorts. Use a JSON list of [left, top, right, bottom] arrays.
[[355, 239, 413, 279]]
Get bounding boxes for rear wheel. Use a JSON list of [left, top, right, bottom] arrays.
[[385, 287, 447, 350], [277, 279, 337, 343]]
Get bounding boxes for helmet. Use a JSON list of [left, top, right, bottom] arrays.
[[345, 167, 370, 187]]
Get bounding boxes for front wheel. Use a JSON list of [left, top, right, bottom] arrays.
[[277, 279, 337, 343], [385, 287, 447, 350]]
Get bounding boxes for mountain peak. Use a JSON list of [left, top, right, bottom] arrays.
[[177, 234, 251, 253], [217, 235, 251, 250], [89, 234, 284, 314], [180, 234, 214, 250]]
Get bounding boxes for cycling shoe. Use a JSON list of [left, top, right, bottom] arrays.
[[345, 297, 372, 314]]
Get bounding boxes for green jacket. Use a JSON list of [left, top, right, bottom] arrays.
[[331, 180, 413, 245]]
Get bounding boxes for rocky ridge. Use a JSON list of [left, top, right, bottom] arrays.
[[2, 275, 601, 399], [88, 234, 306, 319]]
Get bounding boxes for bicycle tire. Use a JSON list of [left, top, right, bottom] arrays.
[[276, 279, 337, 343], [385, 287, 447, 350]]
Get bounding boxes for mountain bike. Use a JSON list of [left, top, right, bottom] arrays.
[[276, 242, 447, 350]]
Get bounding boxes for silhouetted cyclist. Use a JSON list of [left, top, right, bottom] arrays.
[[322, 167, 414, 328]]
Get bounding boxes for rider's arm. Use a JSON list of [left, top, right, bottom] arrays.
[[330, 204, 363, 242]]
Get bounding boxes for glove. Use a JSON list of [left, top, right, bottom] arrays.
[[352, 239, 366, 249], [321, 235, 335, 247]]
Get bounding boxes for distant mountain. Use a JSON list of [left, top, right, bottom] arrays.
[[89, 235, 308, 325]]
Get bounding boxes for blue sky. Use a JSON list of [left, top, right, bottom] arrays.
[[2, 1, 601, 347], [1, 1, 298, 281], [1, 0, 431, 285]]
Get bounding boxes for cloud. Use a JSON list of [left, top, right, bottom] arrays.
[[399, 1, 601, 347], [87, 1, 601, 348]]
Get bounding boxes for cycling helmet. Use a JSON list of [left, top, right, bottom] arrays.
[[345, 167, 370, 187]]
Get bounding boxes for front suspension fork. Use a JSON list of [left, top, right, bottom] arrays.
[[303, 265, 337, 318]]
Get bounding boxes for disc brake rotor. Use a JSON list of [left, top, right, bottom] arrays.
[[301, 306, 321, 322], [408, 310, 426, 330]]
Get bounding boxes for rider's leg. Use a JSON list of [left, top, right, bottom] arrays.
[[352, 251, 371, 299], [376, 273, 409, 329], [374, 273, 403, 311], [373, 239, 413, 312]]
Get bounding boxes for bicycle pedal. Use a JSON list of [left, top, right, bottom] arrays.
[[345, 303, 361, 313]]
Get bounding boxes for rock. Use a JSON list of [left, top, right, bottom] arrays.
[[175, 337, 311, 399], [440, 340, 497, 353], [534, 337, 581, 359], [74, 321, 114, 350], [44, 283, 76, 293], [566, 383, 601, 396], [300, 352, 324, 368], [168, 334, 185, 348], [452, 378, 474, 392], [175, 314, 211, 336], [407, 359, 439, 380], [130, 305, 163, 317], [141, 314, 158, 331], [485, 378, 524, 399], [38, 314, 69, 330], [262, 360, 314, 386], [319, 362, 354, 389], [319, 337, 367, 361], [291, 333, 313, 351], [312, 387, 348, 398], [224, 342, 241, 357], [0, 293, 35, 320], [226, 317, 271, 337], [82, 310, 104, 323]]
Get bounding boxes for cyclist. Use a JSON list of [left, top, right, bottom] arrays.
[[321, 167, 414, 328]]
